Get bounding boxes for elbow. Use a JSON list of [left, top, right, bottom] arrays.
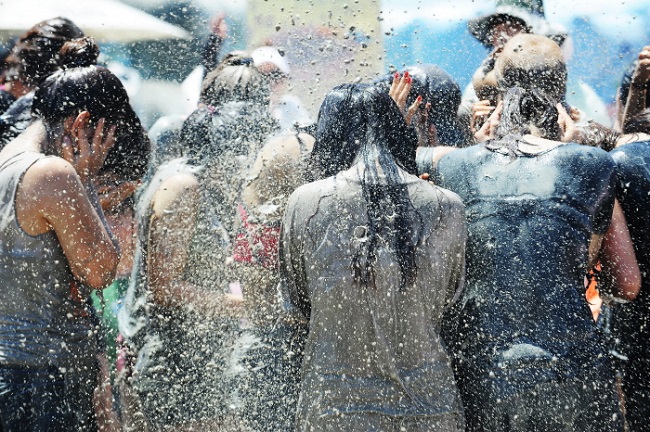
[[615, 273, 642, 301], [82, 250, 120, 290]]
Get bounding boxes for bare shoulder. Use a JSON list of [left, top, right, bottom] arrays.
[[259, 131, 315, 162], [22, 156, 80, 196], [151, 172, 199, 217]]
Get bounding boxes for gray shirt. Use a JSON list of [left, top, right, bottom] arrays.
[[0, 151, 97, 370], [280, 165, 467, 431]]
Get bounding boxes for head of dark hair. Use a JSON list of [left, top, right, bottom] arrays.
[[488, 86, 562, 155], [199, 53, 271, 107], [309, 83, 416, 180], [32, 40, 149, 181], [374, 65, 466, 147], [12, 17, 85, 86], [310, 83, 419, 289]]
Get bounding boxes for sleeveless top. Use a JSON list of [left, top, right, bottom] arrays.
[[0, 151, 97, 369]]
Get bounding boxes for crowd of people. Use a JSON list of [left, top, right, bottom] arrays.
[[1, 0, 650, 431]]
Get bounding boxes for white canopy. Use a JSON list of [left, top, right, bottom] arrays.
[[0, 0, 191, 42]]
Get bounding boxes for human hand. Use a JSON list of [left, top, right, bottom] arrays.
[[474, 101, 502, 143], [471, 99, 496, 136], [557, 103, 577, 143], [62, 117, 116, 184], [388, 71, 423, 125], [412, 102, 435, 147], [97, 180, 139, 213]]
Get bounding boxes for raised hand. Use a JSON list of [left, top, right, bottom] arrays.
[[388, 71, 423, 125], [62, 116, 116, 184], [557, 103, 577, 143], [474, 101, 503, 143]]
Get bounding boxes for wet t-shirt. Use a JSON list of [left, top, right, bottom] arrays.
[[434, 143, 615, 381], [610, 141, 650, 359], [280, 165, 467, 431]]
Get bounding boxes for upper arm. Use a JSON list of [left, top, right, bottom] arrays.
[[599, 200, 641, 301], [17, 157, 119, 289], [148, 173, 200, 302]]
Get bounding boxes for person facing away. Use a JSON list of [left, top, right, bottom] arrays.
[[435, 34, 626, 432], [0, 37, 149, 432], [279, 83, 467, 432], [120, 52, 280, 431], [177, 53, 278, 295]]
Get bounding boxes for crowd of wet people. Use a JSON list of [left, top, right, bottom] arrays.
[[1, 1, 650, 431]]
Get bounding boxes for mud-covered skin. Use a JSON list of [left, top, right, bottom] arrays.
[[435, 143, 623, 432], [280, 165, 467, 432], [610, 141, 650, 430]]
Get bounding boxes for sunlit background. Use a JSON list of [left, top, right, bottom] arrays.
[[1, 0, 648, 126]]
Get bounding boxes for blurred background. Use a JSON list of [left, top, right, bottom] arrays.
[[1, 0, 648, 127]]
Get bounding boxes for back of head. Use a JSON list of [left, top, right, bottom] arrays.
[[494, 33, 567, 103], [406, 65, 465, 146], [199, 53, 271, 107], [309, 83, 416, 181], [310, 82, 418, 289], [32, 38, 149, 181], [12, 17, 85, 86]]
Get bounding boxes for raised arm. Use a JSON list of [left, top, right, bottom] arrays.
[[17, 157, 119, 290]]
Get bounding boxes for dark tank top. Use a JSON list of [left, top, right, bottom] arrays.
[[0, 151, 97, 369], [435, 143, 615, 368]]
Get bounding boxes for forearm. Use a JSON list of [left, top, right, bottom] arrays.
[[84, 180, 121, 254], [621, 84, 647, 132]]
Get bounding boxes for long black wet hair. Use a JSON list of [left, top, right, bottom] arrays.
[[32, 37, 150, 181], [310, 83, 419, 289]]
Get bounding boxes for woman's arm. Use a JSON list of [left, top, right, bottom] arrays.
[[17, 157, 119, 290], [148, 173, 242, 317], [598, 199, 641, 301]]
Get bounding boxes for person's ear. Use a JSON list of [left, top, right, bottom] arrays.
[[69, 111, 92, 141]]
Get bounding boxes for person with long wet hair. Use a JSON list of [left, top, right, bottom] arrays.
[[279, 83, 467, 431], [435, 34, 635, 431], [0, 37, 148, 432]]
